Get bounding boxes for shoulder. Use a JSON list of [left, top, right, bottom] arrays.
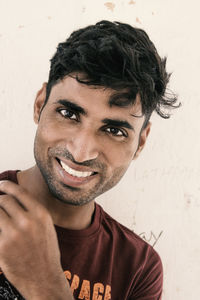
[[98, 203, 162, 257], [99, 203, 152, 249], [0, 170, 10, 180], [98, 204, 163, 297], [0, 170, 19, 182]]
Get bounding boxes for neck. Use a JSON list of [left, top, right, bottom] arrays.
[[17, 166, 95, 230]]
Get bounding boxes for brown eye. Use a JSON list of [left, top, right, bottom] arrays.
[[59, 109, 77, 120], [106, 127, 125, 137]]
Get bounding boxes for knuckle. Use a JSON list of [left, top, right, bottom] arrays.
[[0, 195, 13, 206], [14, 186, 27, 200], [18, 217, 32, 231], [0, 195, 9, 203], [0, 196, 13, 212]]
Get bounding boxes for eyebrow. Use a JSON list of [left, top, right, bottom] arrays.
[[108, 92, 135, 107], [55, 99, 134, 131], [56, 99, 86, 115], [102, 118, 134, 131]]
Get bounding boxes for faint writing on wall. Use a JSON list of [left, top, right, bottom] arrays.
[[139, 230, 163, 247], [132, 230, 163, 247]]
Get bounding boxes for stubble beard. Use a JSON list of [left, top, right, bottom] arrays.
[[34, 143, 127, 207]]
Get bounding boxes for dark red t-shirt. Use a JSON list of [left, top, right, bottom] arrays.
[[0, 170, 163, 299]]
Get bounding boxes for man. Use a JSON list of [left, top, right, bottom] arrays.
[[0, 21, 178, 299]]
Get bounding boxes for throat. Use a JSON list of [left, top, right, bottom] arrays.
[[51, 201, 95, 230]]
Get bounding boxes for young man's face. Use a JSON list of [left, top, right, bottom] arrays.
[[33, 75, 150, 206]]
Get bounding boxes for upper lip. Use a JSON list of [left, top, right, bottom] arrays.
[[56, 156, 98, 174]]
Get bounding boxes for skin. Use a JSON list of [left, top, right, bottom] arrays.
[[0, 75, 151, 299], [0, 180, 73, 300]]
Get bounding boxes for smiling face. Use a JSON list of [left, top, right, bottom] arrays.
[[33, 75, 150, 206]]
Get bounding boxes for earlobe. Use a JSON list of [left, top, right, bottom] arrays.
[[33, 83, 47, 124], [133, 122, 151, 160]]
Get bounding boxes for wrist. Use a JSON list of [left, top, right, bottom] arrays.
[[22, 272, 74, 300]]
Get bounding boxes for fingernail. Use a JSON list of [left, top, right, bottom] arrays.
[[0, 180, 7, 185]]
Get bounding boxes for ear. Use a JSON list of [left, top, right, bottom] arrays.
[[34, 83, 47, 124], [133, 122, 151, 160]]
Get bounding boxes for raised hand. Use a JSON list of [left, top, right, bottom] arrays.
[[0, 180, 74, 300]]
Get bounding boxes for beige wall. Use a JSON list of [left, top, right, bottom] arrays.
[[0, 0, 199, 299]]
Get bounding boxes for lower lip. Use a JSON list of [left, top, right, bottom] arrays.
[[55, 159, 97, 187]]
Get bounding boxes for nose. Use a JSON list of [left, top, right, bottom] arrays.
[[67, 128, 99, 163]]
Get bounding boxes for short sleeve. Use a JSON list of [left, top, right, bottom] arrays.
[[129, 247, 163, 300]]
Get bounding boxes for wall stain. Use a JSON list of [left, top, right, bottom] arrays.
[[82, 6, 86, 13], [18, 25, 24, 29], [129, 0, 136, 4], [47, 16, 52, 20], [184, 193, 193, 207], [104, 2, 115, 12], [184, 192, 200, 208], [136, 17, 141, 24]]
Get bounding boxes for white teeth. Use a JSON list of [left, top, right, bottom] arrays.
[[60, 160, 93, 178]]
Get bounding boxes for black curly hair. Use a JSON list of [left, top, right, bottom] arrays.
[[45, 20, 178, 127]]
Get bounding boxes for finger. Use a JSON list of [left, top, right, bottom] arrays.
[[0, 195, 27, 219], [0, 180, 38, 212], [0, 181, 28, 212], [0, 205, 12, 232]]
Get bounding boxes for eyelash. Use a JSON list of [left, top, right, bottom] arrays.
[[57, 108, 127, 138], [57, 108, 79, 121], [104, 127, 127, 137]]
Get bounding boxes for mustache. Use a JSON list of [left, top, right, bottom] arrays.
[[50, 148, 105, 170]]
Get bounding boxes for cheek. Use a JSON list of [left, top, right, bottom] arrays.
[[34, 124, 56, 161], [35, 119, 64, 148]]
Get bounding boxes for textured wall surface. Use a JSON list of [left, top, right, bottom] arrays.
[[0, 0, 199, 299]]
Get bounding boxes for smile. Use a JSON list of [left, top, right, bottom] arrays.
[[58, 159, 96, 178]]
